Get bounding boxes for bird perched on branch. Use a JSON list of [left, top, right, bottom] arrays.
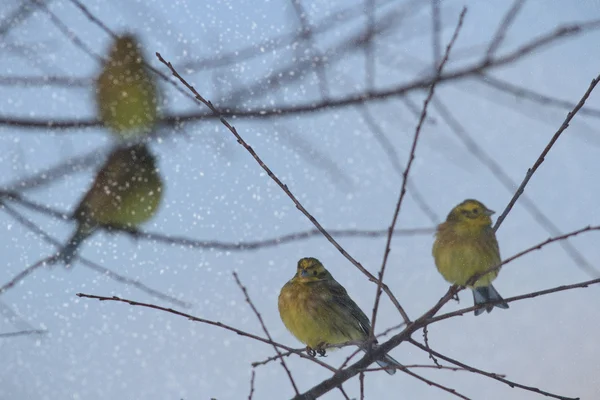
[[432, 199, 509, 315], [57, 144, 163, 265], [278, 257, 402, 375], [96, 34, 159, 140]]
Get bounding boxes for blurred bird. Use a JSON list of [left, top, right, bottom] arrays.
[[57, 144, 163, 265], [432, 199, 509, 315], [278, 257, 402, 375], [96, 34, 159, 140]]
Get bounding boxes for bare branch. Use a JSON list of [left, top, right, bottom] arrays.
[[466, 226, 600, 291], [401, 367, 472, 400], [370, 6, 466, 334], [3, 146, 107, 192], [247, 370, 256, 400], [0, 201, 189, 308], [0, 329, 47, 338], [409, 339, 578, 400], [1, 187, 434, 251], [5, 19, 600, 131], [76, 293, 337, 372], [364, 0, 376, 90], [358, 106, 440, 224], [486, 0, 527, 58], [0, 254, 56, 295], [477, 73, 600, 118], [422, 325, 441, 368], [233, 272, 299, 395], [431, 0, 441, 67], [433, 275, 600, 325], [359, 371, 365, 400], [289, 0, 329, 99], [493, 74, 600, 238], [155, 51, 411, 323], [338, 385, 351, 400]]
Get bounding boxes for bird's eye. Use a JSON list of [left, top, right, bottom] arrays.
[[313, 270, 318, 276], [472, 208, 479, 214]]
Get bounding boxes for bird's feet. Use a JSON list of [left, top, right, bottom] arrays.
[[306, 343, 328, 358], [315, 342, 328, 357]]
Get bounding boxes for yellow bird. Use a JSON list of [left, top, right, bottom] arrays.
[[432, 199, 509, 315], [58, 144, 163, 265], [96, 34, 159, 140], [278, 257, 402, 375]]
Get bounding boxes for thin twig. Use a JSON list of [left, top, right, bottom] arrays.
[[0, 329, 47, 338], [359, 372, 365, 400], [486, 0, 527, 58], [431, 0, 441, 67], [2, 146, 106, 192], [370, 6, 466, 335], [459, 225, 600, 314], [248, 370, 256, 400], [0, 201, 189, 308], [32, 0, 103, 63], [422, 325, 441, 367], [493, 74, 600, 233], [338, 385, 351, 400], [289, 0, 329, 99], [233, 272, 299, 395], [0, 188, 435, 250], [364, 0, 376, 90], [431, 276, 600, 325], [358, 105, 440, 224], [409, 339, 577, 400], [401, 367, 472, 400], [155, 52, 411, 323], [76, 293, 337, 372], [0, 255, 56, 295], [477, 73, 600, 118], [402, 364, 472, 373]]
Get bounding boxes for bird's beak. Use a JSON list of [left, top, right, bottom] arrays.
[[300, 269, 310, 278], [484, 209, 495, 216]]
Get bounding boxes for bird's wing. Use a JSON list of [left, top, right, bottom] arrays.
[[326, 279, 371, 338]]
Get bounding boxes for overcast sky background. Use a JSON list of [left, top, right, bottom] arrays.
[[1, 0, 599, 399]]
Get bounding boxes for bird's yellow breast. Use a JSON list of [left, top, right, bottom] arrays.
[[433, 226, 501, 287], [278, 280, 362, 348]]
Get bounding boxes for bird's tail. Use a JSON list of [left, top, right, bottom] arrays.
[[56, 226, 93, 267], [362, 345, 402, 375], [472, 284, 509, 316]]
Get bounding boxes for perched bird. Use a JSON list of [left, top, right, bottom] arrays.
[[57, 144, 163, 265], [96, 34, 159, 140], [278, 257, 402, 375], [432, 199, 509, 315]]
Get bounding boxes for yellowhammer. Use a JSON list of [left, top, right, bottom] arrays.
[[96, 34, 159, 140], [58, 144, 163, 265], [432, 199, 509, 315], [278, 257, 402, 375]]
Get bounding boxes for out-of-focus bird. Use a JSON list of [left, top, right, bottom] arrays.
[[96, 34, 159, 140], [278, 257, 402, 375], [432, 199, 509, 315], [57, 144, 163, 265]]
